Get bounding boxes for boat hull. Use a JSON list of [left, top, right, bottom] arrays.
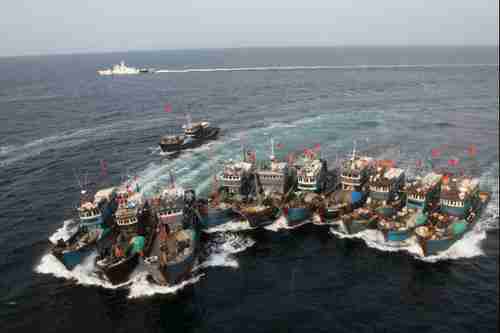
[[283, 207, 311, 228], [235, 206, 281, 228], [340, 218, 376, 235], [146, 231, 200, 286], [200, 207, 236, 229], [52, 246, 94, 270], [386, 229, 412, 242], [416, 235, 459, 256], [98, 253, 140, 285], [51, 228, 113, 270]]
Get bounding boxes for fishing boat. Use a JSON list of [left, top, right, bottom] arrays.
[[281, 191, 323, 229], [282, 150, 337, 228], [377, 207, 427, 243], [405, 172, 442, 210], [256, 139, 296, 195], [294, 151, 334, 193], [159, 115, 220, 154], [320, 147, 374, 226], [219, 150, 256, 196], [51, 187, 117, 270], [95, 189, 156, 285], [367, 162, 405, 216], [144, 189, 201, 285], [232, 173, 281, 228], [197, 174, 238, 230], [414, 175, 490, 256], [376, 171, 440, 243]]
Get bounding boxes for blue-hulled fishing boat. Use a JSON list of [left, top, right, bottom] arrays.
[[282, 191, 326, 228], [144, 189, 201, 285], [414, 175, 490, 256], [232, 171, 282, 228], [51, 187, 117, 270], [95, 188, 156, 285], [367, 161, 405, 215], [377, 172, 442, 244], [320, 146, 374, 227]]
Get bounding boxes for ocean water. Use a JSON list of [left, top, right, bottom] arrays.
[[0, 47, 498, 332]]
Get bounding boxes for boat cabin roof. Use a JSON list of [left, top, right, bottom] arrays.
[[223, 160, 253, 174], [298, 159, 322, 177], [441, 176, 479, 200], [183, 121, 209, 130], [408, 172, 442, 190], [342, 156, 373, 173], [370, 167, 404, 186], [94, 187, 116, 203]]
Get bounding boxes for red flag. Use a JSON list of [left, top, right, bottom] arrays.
[[313, 143, 321, 151], [448, 159, 459, 166], [164, 104, 172, 113], [276, 143, 284, 149], [467, 144, 477, 157], [416, 160, 422, 168], [100, 160, 108, 176], [431, 148, 441, 158]]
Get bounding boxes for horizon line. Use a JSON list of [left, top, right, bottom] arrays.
[[1, 44, 498, 59]]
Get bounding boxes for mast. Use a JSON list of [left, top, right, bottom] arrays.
[[185, 113, 192, 129], [254, 173, 261, 205], [169, 170, 176, 189], [351, 140, 357, 161], [270, 138, 275, 160]]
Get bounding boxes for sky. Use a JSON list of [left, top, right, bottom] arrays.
[[0, 0, 498, 56]]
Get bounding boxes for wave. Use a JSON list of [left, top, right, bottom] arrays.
[[155, 63, 498, 74], [36, 219, 255, 297], [0, 116, 169, 168], [199, 233, 255, 269], [48, 219, 78, 244], [329, 226, 486, 263], [127, 271, 204, 299], [202, 219, 254, 234]]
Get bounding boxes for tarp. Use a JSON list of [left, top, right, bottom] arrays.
[[415, 212, 428, 226], [451, 221, 467, 236], [351, 191, 362, 203], [130, 235, 145, 254]]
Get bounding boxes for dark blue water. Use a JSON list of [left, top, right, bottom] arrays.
[[0, 47, 498, 332]]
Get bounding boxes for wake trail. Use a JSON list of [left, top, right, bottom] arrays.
[[155, 63, 498, 74]]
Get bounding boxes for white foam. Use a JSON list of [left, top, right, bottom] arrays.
[[203, 219, 254, 233], [127, 272, 204, 299], [264, 216, 312, 231], [35, 251, 128, 289], [155, 63, 497, 74], [48, 219, 78, 244], [200, 233, 256, 269], [328, 224, 487, 263]]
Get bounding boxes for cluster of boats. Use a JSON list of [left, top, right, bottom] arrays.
[[49, 122, 491, 287]]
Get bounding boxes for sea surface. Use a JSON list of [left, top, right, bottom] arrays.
[[0, 46, 498, 332]]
